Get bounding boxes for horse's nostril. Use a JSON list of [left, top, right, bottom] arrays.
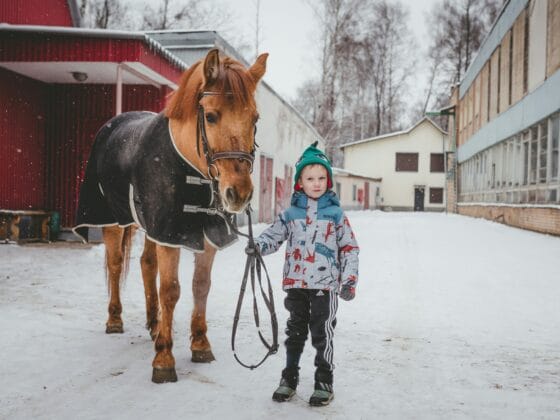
[[226, 187, 237, 203]]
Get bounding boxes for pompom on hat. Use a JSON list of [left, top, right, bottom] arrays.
[[293, 141, 333, 191]]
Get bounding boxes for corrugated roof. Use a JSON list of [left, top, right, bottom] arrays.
[[0, 24, 188, 70]]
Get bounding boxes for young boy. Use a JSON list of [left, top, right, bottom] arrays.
[[249, 142, 359, 406]]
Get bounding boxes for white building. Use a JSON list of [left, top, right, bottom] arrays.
[[332, 168, 381, 210], [340, 118, 449, 211]]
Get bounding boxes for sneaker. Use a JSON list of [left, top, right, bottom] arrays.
[[272, 367, 298, 402], [309, 382, 334, 406]]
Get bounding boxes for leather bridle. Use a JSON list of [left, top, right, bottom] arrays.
[[196, 91, 257, 180]]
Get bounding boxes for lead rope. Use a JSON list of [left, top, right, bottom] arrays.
[[230, 208, 279, 369]]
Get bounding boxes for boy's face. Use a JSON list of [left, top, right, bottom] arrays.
[[298, 164, 328, 199]]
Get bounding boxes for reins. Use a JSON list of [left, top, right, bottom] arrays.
[[229, 209, 279, 369], [190, 90, 277, 368]]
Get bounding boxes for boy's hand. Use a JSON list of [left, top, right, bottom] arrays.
[[245, 244, 258, 256], [339, 284, 355, 301]]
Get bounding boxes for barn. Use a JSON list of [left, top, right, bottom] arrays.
[[0, 1, 323, 242]]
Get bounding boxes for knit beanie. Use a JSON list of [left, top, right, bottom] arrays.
[[293, 141, 333, 190]]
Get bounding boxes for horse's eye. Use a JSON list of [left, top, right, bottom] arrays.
[[206, 112, 218, 124]]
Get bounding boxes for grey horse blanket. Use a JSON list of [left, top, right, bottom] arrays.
[[73, 111, 237, 251]]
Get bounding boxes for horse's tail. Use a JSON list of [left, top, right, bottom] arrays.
[[121, 225, 133, 282]]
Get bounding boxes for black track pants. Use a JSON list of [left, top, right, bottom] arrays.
[[284, 288, 338, 381]]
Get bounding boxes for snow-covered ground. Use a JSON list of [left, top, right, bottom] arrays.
[[1, 211, 559, 419]]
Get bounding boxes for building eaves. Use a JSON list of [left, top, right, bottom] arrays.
[[340, 117, 447, 149]]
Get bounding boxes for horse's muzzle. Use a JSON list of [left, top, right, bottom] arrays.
[[223, 187, 253, 213]]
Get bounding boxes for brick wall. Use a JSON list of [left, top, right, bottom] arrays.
[[458, 205, 560, 236]]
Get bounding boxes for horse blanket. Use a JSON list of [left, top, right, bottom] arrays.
[[73, 111, 238, 251]]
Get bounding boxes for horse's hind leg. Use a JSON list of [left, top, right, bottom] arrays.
[[103, 226, 126, 334], [152, 244, 180, 383], [141, 237, 159, 340], [191, 240, 217, 363]]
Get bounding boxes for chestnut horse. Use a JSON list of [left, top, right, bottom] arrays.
[[74, 49, 268, 383]]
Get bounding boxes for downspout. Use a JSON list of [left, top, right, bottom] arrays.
[[116, 63, 123, 115]]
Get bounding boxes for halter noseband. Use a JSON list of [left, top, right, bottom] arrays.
[[196, 91, 257, 179]]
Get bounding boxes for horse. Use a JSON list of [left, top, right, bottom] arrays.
[[74, 49, 268, 383]]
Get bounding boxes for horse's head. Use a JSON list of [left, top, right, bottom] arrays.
[[166, 49, 268, 214]]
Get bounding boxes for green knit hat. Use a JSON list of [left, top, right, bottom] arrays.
[[294, 141, 333, 190]]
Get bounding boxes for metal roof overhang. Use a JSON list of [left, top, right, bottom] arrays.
[[0, 24, 186, 89]]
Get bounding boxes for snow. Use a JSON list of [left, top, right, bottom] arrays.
[[1, 211, 560, 419]]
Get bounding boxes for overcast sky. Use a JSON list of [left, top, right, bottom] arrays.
[[218, 0, 441, 103], [128, 0, 440, 108]]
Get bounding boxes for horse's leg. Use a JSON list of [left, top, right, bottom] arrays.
[[191, 240, 217, 363], [152, 244, 180, 383], [103, 225, 125, 334], [140, 237, 159, 340]]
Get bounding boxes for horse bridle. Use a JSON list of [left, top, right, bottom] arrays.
[[196, 91, 257, 180]]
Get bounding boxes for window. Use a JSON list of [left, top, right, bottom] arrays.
[[430, 153, 445, 172], [530, 126, 538, 184], [552, 115, 559, 180], [396, 153, 418, 172], [429, 188, 443, 204], [523, 131, 530, 185], [352, 185, 357, 201], [539, 121, 548, 183], [335, 182, 341, 197]]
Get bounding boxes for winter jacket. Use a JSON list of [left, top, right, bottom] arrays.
[[255, 190, 359, 292]]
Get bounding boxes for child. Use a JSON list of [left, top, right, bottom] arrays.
[[249, 141, 359, 406]]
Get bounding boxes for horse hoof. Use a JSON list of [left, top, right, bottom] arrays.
[[152, 367, 178, 383], [106, 324, 124, 334], [191, 350, 215, 363]]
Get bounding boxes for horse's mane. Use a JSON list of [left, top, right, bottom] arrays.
[[165, 56, 257, 121]]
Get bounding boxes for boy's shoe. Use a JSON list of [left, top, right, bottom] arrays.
[[309, 382, 334, 406], [272, 367, 299, 402]]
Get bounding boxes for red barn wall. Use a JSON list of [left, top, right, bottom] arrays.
[[46, 84, 167, 227], [0, 0, 73, 27], [0, 68, 48, 210]]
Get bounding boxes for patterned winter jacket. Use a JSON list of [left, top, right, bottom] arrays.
[[255, 190, 359, 292]]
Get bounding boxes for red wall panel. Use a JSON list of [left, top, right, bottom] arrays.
[[0, 0, 73, 27], [46, 84, 166, 227], [0, 68, 47, 210]]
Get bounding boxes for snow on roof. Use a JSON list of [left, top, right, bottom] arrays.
[[339, 117, 447, 149], [332, 167, 382, 181]]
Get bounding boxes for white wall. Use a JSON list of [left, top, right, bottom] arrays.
[[250, 84, 322, 218], [343, 120, 449, 210]]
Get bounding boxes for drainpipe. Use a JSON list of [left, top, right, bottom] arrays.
[[116, 63, 123, 116]]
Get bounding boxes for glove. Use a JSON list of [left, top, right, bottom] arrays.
[[339, 284, 355, 301]]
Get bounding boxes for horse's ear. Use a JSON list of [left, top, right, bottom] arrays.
[[203, 48, 220, 86], [248, 53, 268, 83]]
